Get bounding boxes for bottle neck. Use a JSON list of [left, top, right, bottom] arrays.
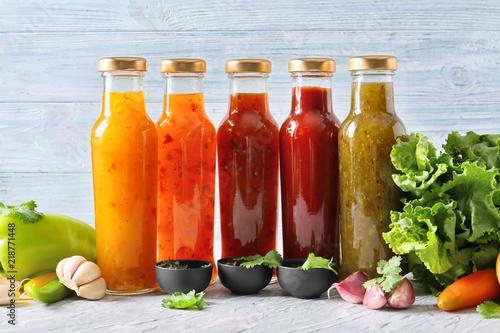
[[291, 72, 333, 115], [102, 71, 146, 117], [350, 70, 395, 115], [163, 73, 204, 95], [228, 73, 269, 115], [162, 73, 205, 117], [103, 71, 145, 93]]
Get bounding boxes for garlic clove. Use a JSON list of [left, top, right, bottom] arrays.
[[72, 261, 101, 287], [77, 278, 106, 300], [363, 284, 387, 310], [334, 271, 370, 304], [59, 277, 78, 292], [56, 258, 68, 279], [387, 278, 415, 309], [62, 256, 87, 279]]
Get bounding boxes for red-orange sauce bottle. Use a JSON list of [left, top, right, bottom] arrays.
[[156, 59, 217, 279]]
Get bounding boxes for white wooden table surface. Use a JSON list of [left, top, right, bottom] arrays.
[[2, 1, 500, 331], [7, 281, 498, 333]]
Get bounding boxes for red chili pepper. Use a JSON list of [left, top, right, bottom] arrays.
[[437, 268, 500, 311]]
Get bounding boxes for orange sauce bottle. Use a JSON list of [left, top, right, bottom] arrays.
[[91, 57, 158, 295], [156, 59, 217, 279]]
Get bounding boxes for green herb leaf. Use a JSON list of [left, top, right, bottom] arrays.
[[239, 250, 283, 268], [363, 256, 405, 293], [297, 253, 337, 274], [477, 301, 500, 319], [161, 290, 209, 310], [262, 250, 283, 268], [0, 201, 43, 223], [239, 255, 265, 268]]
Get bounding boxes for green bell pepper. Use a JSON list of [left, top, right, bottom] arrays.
[[31, 278, 74, 304], [0, 201, 96, 280]]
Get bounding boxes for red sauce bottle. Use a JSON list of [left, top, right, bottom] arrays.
[[218, 59, 279, 257], [280, 58, 341, 262]]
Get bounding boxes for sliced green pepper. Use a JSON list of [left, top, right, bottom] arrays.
[[31, 278, 74, 304], [0, 201, 96, 280]]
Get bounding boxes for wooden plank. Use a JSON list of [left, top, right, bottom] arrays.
[[0, 172, 265, 259], [2, 97, 500, 172], [2, 101, 500, 173], [0, 173, 95, 224], [1, 0, 500, 32], [2, 31, 500, 104], [13, 282, 500, 331]]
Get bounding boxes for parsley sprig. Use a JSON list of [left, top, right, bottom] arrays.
[[477, 301, 500, 319], [0, 201, 43, 223], [162, 290, 209, 310], [363, 256, 405, 293]]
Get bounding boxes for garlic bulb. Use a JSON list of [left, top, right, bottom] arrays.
[[56, 256, 106, 300]]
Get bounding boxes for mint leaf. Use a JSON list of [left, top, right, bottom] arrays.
[[363, 256, 405, 293], [0, 201, 43, 223], [162, 290, 209, 310], [477, 301, 500, 319], [239, 250, 283, 268], [298, 253, 337, 274]]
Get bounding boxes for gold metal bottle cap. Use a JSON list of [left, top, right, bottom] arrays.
[[159, 59, 206, 73], [98, 57, 148, 72], [348, 55, 397, 71], [225, 59, 271, 73], [288, 58, 336, 72]]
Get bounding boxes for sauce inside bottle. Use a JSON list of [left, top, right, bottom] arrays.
[[339, 56, 406, 279], [156, 59, 217, 279], [280, 58, 340, 263], [218, 59, 279, 257]]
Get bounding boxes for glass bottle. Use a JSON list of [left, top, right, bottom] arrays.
[[156, 59, 217, 279], [91, 57, 158, 295], [280, 58, 341, 262], [339, 55, 406, 279], [218, 59, 279, 258]]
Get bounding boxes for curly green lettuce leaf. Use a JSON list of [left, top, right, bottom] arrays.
[[298, 253, 337, 274], [391, 134, 452, 197], [388, 132, 500, 294], [391, 133, 437, 173], [441, 161, 500, 243], [477, 301, 500, 319], [444, 131, 500, 169], [383, 195, 459, 275], [161, 290, 209, 310]]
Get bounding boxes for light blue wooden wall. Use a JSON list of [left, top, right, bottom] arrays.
[[1, 1, 500, 240]]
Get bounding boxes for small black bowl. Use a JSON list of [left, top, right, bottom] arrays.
[[217, 257, 273, 294], [277, 259, 336, 299], [155, 259, 213, 294]]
